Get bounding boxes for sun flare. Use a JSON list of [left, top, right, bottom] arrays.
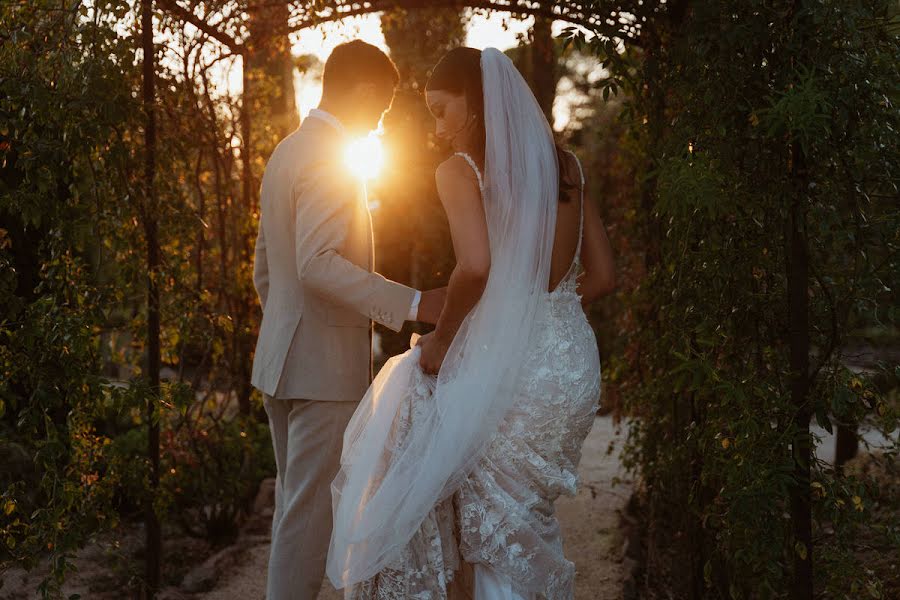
[[344, 134, 386, 180]]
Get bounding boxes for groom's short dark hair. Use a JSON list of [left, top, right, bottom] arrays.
[[322, 40, 399, 97]]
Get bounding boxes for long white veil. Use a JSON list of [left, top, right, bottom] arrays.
[[327, 47, 559, 588]]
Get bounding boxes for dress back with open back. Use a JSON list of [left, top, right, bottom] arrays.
[[348, 151, 602, 600]]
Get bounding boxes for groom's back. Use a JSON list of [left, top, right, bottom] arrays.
[[251, 116, 374, 401], [257, 117, 350, 294]]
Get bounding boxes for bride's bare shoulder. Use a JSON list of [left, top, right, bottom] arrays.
[[557, 147, 582, 187], [435, 154, 480, 192]]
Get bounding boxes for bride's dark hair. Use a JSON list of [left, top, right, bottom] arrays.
[[424, 47, 486, 161], [425, 47, 577, 203]]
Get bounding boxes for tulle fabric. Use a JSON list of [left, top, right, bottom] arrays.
[[326, 47, 560, 588]]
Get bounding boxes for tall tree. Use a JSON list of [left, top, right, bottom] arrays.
[[140, 0, 162, 594], [246, 0, 298, 138], [374, 8, 467, 359], [530, 17, 556, 122], [381, 7, 467, 92], [507, 20, 561, 127]]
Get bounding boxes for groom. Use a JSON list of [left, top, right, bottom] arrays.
[[251, 40, 443, 600]]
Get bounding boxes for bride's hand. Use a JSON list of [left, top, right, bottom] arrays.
[[413, 331, 433, 348], [417, 333, 448, 375]]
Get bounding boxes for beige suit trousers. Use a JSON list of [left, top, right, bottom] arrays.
[[263, 393, 358, 600]]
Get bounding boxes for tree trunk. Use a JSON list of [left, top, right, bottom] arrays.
[[141, 0, 161, 595], [531, 17, 556, 124], [785, 2, 813, 595], [786, 140, 813, 600], [237, 64, 254, 417], [246, 0, 298, 139]]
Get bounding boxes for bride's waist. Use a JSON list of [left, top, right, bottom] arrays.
[[537, 289, 582, 312], [531, 302, 590, 335]]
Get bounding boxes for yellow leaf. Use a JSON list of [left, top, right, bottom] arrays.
[[811, 482, 826, 498], [794, 541, 807, 560], [3, 500, 15, 516]]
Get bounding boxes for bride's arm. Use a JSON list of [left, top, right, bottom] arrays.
[[578, 178, 616, 306], [419, 156, 490, 374]]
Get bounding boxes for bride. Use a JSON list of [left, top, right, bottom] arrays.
[[327, 46, 616, 599]]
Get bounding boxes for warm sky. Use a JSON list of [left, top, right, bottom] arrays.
[[290, 11, 546, 121], [209, 10, 584, 131]]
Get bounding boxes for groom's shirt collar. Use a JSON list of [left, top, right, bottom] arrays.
[[307, 108, 346, 137]]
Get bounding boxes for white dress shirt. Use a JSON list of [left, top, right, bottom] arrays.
[[306, 107, 346, 136], [307, 108, 421, 322], [407, 290, 421, 321]]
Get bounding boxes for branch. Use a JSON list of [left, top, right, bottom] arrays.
[[281, 0, 645, 45], [157, 0, 243, 52]]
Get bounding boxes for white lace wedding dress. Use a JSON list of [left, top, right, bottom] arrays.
[[345, 152, 601, 600], [328, 48, 601, 600]]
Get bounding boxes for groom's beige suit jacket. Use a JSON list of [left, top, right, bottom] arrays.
[[251, 114, 416, 401]]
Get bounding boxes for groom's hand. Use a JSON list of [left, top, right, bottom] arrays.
[[415, 287, 447, 324]]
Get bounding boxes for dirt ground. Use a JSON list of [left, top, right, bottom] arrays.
[[0, 416, 632, 600], [15, 416, 897, 599]]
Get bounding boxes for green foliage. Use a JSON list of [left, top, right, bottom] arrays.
[[1, 1, 273, 595], [0, 2, 144, 594], [568, 0, 899, 596], [381, 6, 467, 90], [164, 414, 274, 544], [106, 393, 275, 546]]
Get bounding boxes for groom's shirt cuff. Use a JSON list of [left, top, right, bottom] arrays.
[[407, 290, 422, 321]]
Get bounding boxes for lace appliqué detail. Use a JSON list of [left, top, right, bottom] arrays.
[[346, 497, 459, 600], [454, 269, 601, 599]]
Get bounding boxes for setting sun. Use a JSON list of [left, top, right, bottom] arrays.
[[344, 134, 385, 180]]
